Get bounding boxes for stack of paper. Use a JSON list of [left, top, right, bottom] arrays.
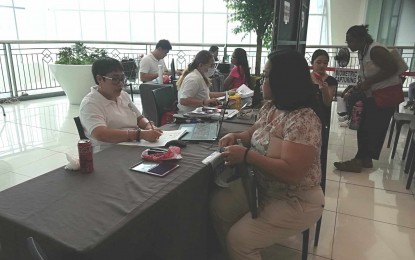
[[119, 129, 187, 147], [236, 84, 254, 98]]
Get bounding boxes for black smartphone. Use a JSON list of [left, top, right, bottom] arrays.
[[130, 161, 179, 177]]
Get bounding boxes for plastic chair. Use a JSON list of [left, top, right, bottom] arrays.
[[151, 86, 178, 126], [73, 116, 88, 140], [122, 58, 139, 101], [139, 83, 170, 124], [388, 110, 415, 160], [27, 237, 49, 260]]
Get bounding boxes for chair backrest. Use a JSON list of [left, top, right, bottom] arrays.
[[27, 237, 49, 260], [139, 83, 172, 124], [74, 116, 88, 140], [152, 86, 178, 126], [121, 58, 138, 81]]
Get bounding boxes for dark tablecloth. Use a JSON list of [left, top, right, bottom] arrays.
[[0, 122, 252, 260], [0, 144, 216, 260]]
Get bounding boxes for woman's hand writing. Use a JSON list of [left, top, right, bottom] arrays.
[[204, 98, 219, 107], [140, 129, 162, 142]]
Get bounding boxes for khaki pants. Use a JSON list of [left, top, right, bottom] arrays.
[[210, 179, 324, 260]]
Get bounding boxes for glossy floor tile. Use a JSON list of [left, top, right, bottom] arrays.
[[1, 96, 415, 260]]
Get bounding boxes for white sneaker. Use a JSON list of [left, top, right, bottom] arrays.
[[339, 120, 349, 127], [338, 115, 349, 122]]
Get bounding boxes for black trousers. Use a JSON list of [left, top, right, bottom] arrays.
[[355, 98, 395, 160]]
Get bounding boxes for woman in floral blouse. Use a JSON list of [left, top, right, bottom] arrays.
[[211, 49, 325, 260]]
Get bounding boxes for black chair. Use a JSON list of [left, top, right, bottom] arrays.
[[27, 237, 49, 260], [0, 104, 5, 116], [139, 83, 171, 124], [122, 58, 139, 101], [151, 86, 178, 126], [404, 119, 415, 189], [388, 110, 415, 160], [73, 116, 88, 140]]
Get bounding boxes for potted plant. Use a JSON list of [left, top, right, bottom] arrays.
[[49, 43, 107, 105]]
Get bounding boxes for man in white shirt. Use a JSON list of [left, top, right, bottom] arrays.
[[140, 39, 172, 83]]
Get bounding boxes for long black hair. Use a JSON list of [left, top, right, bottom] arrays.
[[232, 48, 251, 87], [267, 49, 325, 124]]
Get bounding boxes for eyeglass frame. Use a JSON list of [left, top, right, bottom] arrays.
[[259, 73, 269, 85], [102, 75, 127, 85]]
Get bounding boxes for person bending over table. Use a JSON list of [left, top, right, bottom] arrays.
[[176, 50, 225, 113], [140, 39, 172, 83], [223, 48, 251, 90], [80, 57, 162, 152], [210, 49, 325, 260], [334, 25, 400, 173]]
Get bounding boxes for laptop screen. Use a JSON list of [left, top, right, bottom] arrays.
[[216, 100, 229, 136]]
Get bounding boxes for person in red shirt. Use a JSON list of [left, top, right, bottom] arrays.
[[224, 48, 251, 90]]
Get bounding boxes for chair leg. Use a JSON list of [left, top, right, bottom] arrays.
[[314, 217, 322, 247], [391, 123, 403, 159], [402, 130, 413, 160], [387, 117, 396, 148], [404, 140, 415, 173], [405, 153, 415, 189], [302, 229, 309, 260]]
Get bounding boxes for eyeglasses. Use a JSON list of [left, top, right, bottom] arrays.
[[102, 75, 127, 85], [260, 73, 268, 85]]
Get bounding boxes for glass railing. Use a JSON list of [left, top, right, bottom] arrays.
[[0, 41, 414, 100]]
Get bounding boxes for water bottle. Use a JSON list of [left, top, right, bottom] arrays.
[[349, 100, 363, 130]]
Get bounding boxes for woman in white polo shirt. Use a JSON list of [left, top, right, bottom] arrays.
[[176, 50, 225, 113], [80, 57, 162, 152]]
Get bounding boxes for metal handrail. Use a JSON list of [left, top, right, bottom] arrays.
[[0, 41, 413, 99]]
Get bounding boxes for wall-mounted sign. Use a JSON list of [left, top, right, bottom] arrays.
[[334, 68, 359, 85]]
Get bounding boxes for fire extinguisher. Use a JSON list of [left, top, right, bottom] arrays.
[[349, 100, 363, 130]]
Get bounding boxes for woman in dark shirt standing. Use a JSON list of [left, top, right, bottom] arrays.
[[310, 49, 338, 182]]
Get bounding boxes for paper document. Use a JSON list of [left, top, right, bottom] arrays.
[[119, 129, 187, 147], [236, 84, 254, 98]]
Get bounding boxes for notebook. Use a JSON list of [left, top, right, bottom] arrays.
[[179, 101, 228, 141]]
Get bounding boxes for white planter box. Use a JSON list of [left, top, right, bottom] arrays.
[[49, 64, 95, 105]]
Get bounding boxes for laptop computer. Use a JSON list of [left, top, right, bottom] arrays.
[[179, 101, 228, 141]]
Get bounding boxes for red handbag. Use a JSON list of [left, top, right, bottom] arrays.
[[372, 84, 404, 108]]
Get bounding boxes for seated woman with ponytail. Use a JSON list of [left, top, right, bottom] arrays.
[[177, 50, 226, 113]]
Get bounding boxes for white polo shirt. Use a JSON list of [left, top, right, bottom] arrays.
[[177, 69, 210, 113], [79, 86, 142, 152], [140, 53, 168, 83]]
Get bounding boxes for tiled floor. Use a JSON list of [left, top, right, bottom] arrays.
[[1, 96, 415, 260]]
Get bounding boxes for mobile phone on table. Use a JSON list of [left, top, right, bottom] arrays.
[[130, 161, 179, 177]]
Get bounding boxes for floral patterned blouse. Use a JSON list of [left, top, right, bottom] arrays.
[[251, 101, 322, 199]]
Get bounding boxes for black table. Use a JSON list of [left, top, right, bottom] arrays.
[[0, 122, 251, 260]]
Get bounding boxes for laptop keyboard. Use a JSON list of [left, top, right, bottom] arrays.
[[192, 123, 217, 139]]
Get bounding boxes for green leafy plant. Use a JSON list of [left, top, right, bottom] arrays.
[[224, 0, 274, 75], [55, 42, 107, 65]]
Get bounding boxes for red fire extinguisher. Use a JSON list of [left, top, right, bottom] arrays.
[[349, 100, 363, 130]]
